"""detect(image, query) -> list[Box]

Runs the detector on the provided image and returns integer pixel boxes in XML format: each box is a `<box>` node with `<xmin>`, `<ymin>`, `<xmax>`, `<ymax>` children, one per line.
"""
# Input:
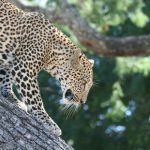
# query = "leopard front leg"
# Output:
<box><xmin>2</xmin><ymin>63</ymin><xmax>62</xmax><ymax>136</ymax></box>
<box><xmin>24</xmin><ymin>79</ymin><xmax>62</xmax><ymax>136</ymax></box>
<box><xmin>0</xmin><ymin>67</ymin><xmax>19</xmax><ymax>102</ymax></box>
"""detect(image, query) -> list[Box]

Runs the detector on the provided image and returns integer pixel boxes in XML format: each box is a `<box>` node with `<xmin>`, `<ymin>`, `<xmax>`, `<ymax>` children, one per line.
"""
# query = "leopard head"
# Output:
<box><xmin>59</xmin><ymin>49</ymin><xmax>94</xmax><ymax>108</ymax></box>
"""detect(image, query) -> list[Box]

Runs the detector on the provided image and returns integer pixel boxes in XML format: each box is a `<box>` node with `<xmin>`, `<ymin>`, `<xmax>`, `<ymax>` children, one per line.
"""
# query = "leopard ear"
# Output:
<box><xmin>89</xmin><ymin>59</ymin><xmax>94</xmax><ymax>67</ymax></box>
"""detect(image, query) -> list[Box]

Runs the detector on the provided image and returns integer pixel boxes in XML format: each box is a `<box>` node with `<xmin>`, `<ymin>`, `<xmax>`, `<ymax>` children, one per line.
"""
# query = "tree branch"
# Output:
<box><xmin>0</xmin><ymin>96</ymin><xmax>73</xmax><ymax>150</ymax></box>
<box><xmin>9</xmin><ymin>0</ymin><xmax>150</xmax><ymax>56</ymax></box>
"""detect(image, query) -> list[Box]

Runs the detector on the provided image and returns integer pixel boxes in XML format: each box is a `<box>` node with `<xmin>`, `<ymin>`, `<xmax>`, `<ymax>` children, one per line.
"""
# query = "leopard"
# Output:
<box><xmin>0</xmin><ymin>0</ymin><xmax>94</xmax><ymax>136</ymax></box>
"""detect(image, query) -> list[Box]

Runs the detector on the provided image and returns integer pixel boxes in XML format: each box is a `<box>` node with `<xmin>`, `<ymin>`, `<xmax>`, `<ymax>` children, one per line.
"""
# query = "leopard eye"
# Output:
<box><xmin>83</xmin><ymin>77</ymin><xmax>88</xmax><ymax>85</ymax></box>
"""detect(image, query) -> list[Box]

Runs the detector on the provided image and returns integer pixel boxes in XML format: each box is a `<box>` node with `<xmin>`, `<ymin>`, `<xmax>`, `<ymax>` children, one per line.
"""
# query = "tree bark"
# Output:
<box><xmin>0</xmin><ymin>96</ymin><xmax>73</xmax><ymax>150</ymax></box>
<box><xmin>9</xmin><ymin>0</ymin><xmax>150</xmax><ymax>56</ymax></box>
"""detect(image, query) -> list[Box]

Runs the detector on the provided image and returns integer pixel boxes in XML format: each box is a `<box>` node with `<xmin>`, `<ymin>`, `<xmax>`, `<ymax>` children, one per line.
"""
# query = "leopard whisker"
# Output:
<box><xmin>66</xmin><ymin>104</ymin><xmax>74</xmax><ymax>119</ymax></box>
<box><xmin>73</xmin><ymin>94</ymin><xmax>80</xmax><ymax>102</ymax></box>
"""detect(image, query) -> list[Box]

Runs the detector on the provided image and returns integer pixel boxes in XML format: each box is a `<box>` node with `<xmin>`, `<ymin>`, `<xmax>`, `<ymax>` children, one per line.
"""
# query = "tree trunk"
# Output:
<box><xmin>0</xmin><ymin>95</ymin><xmax>74</xmax><ymax>150</ymax></box>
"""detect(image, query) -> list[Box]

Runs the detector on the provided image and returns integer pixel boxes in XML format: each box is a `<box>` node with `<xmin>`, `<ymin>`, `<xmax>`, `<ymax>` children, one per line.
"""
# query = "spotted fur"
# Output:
<box><xmin>0</xmin><ymin>0</ymin><xmax>94</xmax><ymax>136</ymax></box>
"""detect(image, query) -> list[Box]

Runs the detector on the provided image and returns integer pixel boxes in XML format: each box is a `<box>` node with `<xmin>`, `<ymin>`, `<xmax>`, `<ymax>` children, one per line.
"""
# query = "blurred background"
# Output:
<box><xmin>14</xmin><ymin>0</ymin><xmax>150</xmax><ymax>150</ymax></box>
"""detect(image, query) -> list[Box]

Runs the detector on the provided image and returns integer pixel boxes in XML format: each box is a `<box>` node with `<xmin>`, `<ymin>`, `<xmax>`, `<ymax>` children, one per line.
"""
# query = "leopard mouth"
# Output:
<box><xmin>62</xmin><ymin>89</ymin><xmax>81</xmax><ymax>105</ymax></box>
<box><xmin>64</xmin><ymin>89</ymin><xmax>74</xmax><ymax>101</ymax></box>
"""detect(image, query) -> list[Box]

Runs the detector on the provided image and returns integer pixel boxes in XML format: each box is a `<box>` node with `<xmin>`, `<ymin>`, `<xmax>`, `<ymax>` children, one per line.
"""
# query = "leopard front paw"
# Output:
<box><xmin>16</xmin><ymin>101</ymin><xmax>28</xmax><ymax>112</ymax></box>
<box><xmin>0</xmin><ymin>86</ymin><xmax>9</xmax><ymax>97</ymax></box>
<box><xmin>32</xmin><ymin>110</ymin><xmax>62</xmax><ymax>136</ymax></box>
<box><xmin>0</xmin><ymin>87</ymin><xmax>17</xmax><ymax>102</ymax></box>
<box><xmin>43</xmin><ymin>122</ymin><xmax>62</xmax><ymax>136</ymax></box>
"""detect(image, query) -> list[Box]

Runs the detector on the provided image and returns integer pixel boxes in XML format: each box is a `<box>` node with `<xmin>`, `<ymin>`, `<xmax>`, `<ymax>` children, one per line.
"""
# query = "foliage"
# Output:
<box><xmin>25</xmin><ymin>0</ymin><xmax>150</xmax><ymax>150</ymax></box>
<box><xmin>68</xmin><ymin>0</ymin><xmax>149</xmax><ymax>31</ymax></box>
